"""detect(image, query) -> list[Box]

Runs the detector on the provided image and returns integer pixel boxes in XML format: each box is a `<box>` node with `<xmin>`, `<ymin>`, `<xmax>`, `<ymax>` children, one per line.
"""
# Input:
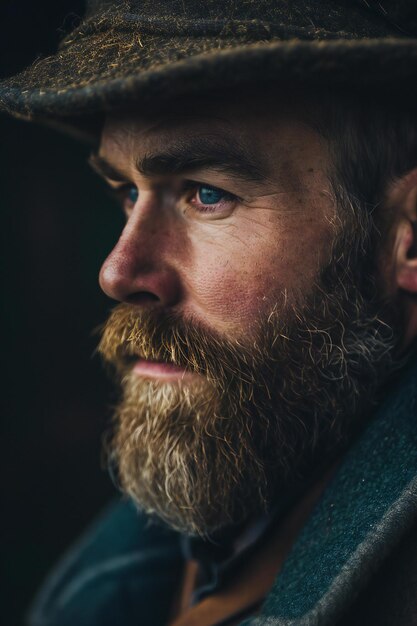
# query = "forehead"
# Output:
<box><xmin>99</xmin><ymin>90</ymin><xmax>318</xmax><ymax>158</ymax></box>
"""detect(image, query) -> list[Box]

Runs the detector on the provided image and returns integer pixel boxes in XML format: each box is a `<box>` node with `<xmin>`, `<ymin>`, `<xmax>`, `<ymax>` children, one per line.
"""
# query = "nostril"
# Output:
<box><xmin>127</xmin><ymin>291</ymin><xmax>160</xmax><ymax>306</ymax></box>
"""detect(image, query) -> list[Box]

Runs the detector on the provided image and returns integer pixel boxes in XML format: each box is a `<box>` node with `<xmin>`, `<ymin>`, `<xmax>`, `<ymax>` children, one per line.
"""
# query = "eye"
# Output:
<box><xmin>110</xmin><ymin>184</ymin><xmax>139</xmax><ymax>214</ymax></box>
<box><xmin>128</xmin><ymin>187</ymin><xmax>139</xmax><ymax>204</ymax></box>
<box><xmin>198</xmin><ymin>185</ymin><xmax>225</xmax><ymax>205</ymax></box>
<box><xmin>185</xmin><ymin>183</ymin><xmax>237</xmax><ymax>215</ymax></box>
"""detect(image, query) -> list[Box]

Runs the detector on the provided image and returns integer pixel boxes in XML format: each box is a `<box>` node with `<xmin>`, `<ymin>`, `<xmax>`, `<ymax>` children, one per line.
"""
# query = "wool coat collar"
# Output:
<box><xmin>244</xmin><ymin>356</ymin><xmax>417</xmax><ymax>625</ymax></box>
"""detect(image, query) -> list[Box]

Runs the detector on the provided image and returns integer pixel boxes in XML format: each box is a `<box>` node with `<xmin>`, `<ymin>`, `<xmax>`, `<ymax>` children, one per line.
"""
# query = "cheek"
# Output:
<box><xmin>180</xmin><ymin>198</ymin><xmax>336</xmax><ymax>335</ymax></box>
<box><xmin>182</xmin><ymin>221</ymin><xmax>322</xmax><ymax>333</ymax></box>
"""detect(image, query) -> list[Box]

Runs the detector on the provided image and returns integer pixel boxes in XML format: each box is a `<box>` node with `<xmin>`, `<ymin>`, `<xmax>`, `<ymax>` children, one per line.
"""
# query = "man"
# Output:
<box><xmin>2</xmin><ymin>1</ymin><xmax>417</xmax><ymax>625</ymax></box>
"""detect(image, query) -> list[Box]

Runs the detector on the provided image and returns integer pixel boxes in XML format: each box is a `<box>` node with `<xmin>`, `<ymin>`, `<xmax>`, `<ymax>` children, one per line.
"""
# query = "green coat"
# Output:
<box><xmin>28</xmin><ymin>360</ymin><xmax>417</xmax><ymax>626</ymax></box>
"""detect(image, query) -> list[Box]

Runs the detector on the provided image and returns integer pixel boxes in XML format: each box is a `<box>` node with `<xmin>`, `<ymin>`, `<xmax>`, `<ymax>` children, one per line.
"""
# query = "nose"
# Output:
<box><xmin>99</xmin><ymin>199</ymin><xmax>182</xmax><ymax>307</ymax></box>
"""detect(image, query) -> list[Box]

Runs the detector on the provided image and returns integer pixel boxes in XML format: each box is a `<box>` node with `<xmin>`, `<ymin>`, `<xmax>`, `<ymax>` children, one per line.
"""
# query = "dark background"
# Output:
<box><xmin>0</xmin><ymin>2</ymin><xmax>121</xmax><ymax>624</ymax></box>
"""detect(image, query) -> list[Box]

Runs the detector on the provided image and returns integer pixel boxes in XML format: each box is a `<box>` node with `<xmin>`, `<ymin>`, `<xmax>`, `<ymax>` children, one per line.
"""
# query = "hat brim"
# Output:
<box><xmin>1</xmin><ymin>30</ymin><xmax>417</xmax><ymax>141</ymax></box>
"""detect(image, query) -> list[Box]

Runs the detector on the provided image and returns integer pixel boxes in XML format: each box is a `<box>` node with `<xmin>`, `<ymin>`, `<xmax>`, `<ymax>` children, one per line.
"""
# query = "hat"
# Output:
<box><xmin>1</xmin><ymin>0</ymin><xmax>417</xmax><ymax>139</ymax></box>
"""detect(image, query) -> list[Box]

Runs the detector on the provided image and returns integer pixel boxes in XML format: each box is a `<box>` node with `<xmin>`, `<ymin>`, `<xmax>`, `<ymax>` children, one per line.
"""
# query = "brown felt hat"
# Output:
<box><xmin>1</xmin><ymin>0</ymin><xmax>417</xmax><ymax>140</ymax></box>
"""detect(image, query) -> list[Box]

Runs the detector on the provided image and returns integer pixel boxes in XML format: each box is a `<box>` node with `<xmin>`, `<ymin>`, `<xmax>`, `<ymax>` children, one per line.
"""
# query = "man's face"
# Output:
<box><xmin>97</xmin><ymin>95</ymin><xmax>335</xmax><ymax>338</ymax></box>
<box><xmin>95</xmin><ymin>93</ymin><xmax>398</xmax><ymax>536</ymax></box>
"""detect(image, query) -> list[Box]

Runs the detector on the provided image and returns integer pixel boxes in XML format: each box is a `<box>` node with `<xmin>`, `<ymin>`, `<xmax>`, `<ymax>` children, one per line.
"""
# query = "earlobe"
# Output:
<box><xmin>397</xmin><ymin>261</ymin><xmax>417</xmax><ymax>293</ymax></box>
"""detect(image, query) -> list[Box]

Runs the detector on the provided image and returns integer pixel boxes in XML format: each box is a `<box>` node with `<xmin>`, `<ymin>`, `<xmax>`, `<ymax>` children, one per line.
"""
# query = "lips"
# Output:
<box><xmin>132</xmin><ymin>357</ymin><xmax>190</xmax><ymax>380</ymax></box>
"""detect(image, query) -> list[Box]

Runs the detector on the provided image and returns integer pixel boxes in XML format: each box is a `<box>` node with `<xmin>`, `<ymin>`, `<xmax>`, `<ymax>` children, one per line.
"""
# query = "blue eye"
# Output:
<box><xmin>128</xmin><ymin>187</ymin><xmax>139</xmax><ymax>204</ymax></box>
<box><xmin>197</xmin><ymin>185</ymin><xmax>225</xmax><ymax>205</ymax></box>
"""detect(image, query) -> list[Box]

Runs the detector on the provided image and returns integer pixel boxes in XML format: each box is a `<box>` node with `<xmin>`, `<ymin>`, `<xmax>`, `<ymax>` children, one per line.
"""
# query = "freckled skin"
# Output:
<box><xmin>98</xmin><ymin>94</ymin><xmax>336</xmax><ymax>340</ymax></box>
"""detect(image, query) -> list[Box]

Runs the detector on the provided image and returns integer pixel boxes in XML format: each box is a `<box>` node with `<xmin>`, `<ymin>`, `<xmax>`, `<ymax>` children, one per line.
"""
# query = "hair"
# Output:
<box><xmin>293</xmin><ymin>87</ymin><xmax>417</xmax><ymax>321</ymax></box>
<box><xmin>315</xmin><ymin>88</ymin><xmax>417</xmax><ymax>238</ymax></box>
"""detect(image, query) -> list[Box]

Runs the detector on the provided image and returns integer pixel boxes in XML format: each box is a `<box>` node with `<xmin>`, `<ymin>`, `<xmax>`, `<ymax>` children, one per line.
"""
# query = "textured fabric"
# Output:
<box><xmin>241</xmin><ymin>356</ymin><xmax>417</xmax><ymax>625</ymax></box>
<box><xmin>2</xmin><ymin>1</ymin><xmax>417</xmax><ymax>139</ymax></box>
<box><xmin>337</xmin><ymin>521</ymin><xmax>417</xmax><ymax>625</ymax></box>
<box><xmin>28</xmin><ymin>500</ymin><xmax>183</xmax><ymax>626</ymax></box>
<box><xmin>27</xmin><ymin>356</ymin><xmax>417</xmax><ymax>626</ymax></box>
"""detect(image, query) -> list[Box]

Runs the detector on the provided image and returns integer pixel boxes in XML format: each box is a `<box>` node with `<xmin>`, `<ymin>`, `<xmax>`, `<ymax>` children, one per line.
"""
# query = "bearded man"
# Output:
<box><xmin>2</xmin><ymin>1</ymin><xmax>417</xmax><ymax>625</ymax></box>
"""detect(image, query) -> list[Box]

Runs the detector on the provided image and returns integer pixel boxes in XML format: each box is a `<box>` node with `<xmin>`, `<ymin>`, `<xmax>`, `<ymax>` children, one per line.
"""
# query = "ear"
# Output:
<box><xmin>389</xmin><ymin>174</ymin><xmax>417</xmax><ymax>347</ymax></box>
<box><xmin>393</xmin><ymin>185</ymin><xmax>417</xmax><ymax>294</ymax></box>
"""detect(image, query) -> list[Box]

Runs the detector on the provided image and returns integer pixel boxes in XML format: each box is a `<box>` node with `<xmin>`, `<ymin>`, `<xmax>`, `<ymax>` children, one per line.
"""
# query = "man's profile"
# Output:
<box><xmin>2</xmin><ymin>1</ymin><xmax>417</xmax><ymax>625</ymax></box>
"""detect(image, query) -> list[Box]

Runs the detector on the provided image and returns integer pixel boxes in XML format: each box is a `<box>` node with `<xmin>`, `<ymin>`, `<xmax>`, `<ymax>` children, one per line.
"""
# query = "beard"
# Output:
<box><xmin>98</xmin><ymin>222</ymin><xmax>401</xmax><ymax>537</ymax></box>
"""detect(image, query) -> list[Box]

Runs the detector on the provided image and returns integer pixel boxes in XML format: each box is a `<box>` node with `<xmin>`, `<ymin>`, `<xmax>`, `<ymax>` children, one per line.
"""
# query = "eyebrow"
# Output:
<box><xmin>89</xmin><ymin>136</ymin><xmax>267</xmax><ymax>185</ymax></box>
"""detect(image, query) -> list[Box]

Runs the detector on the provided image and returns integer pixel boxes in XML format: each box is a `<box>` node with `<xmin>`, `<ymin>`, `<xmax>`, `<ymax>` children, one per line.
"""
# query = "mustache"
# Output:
<box><xmin>97</xmin><ymin>303</ymin><xmax>275</xmax><ymax>386</ymax></box>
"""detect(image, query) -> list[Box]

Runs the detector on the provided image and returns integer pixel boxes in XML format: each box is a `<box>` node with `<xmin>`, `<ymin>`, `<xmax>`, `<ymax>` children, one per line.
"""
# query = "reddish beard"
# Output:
<box><xmin>98</xmin><ymin>303</ymin><xmax>284</xmax><ymax>535</ymax></box>
<box><xmin>98</xmin><ymin>258</ymin><xmax>399</xmax><ymax>536</ymax></box>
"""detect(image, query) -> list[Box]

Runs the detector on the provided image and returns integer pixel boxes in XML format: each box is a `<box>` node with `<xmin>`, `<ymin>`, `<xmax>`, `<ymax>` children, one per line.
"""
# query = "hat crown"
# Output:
<box><xmin>84</xmin><ymin>0</ymin><xmax>417</xmax><ymax>39</ymax></box>
<box><xmin>359</xmin><ymin>0</ymin><xmax>417</xmax><ymax>35</ymax></box>
<box><xmin>3</xmin><ymin>0</ymin><xmax>417</xmax><ymax>129</ymax></box>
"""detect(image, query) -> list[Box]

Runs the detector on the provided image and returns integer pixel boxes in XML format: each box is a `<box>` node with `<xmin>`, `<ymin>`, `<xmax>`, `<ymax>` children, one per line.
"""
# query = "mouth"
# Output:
<box><xmin>131</xmin><ymin>357</ymin><xmax>194</xmax><ymax>381</ymax></box>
